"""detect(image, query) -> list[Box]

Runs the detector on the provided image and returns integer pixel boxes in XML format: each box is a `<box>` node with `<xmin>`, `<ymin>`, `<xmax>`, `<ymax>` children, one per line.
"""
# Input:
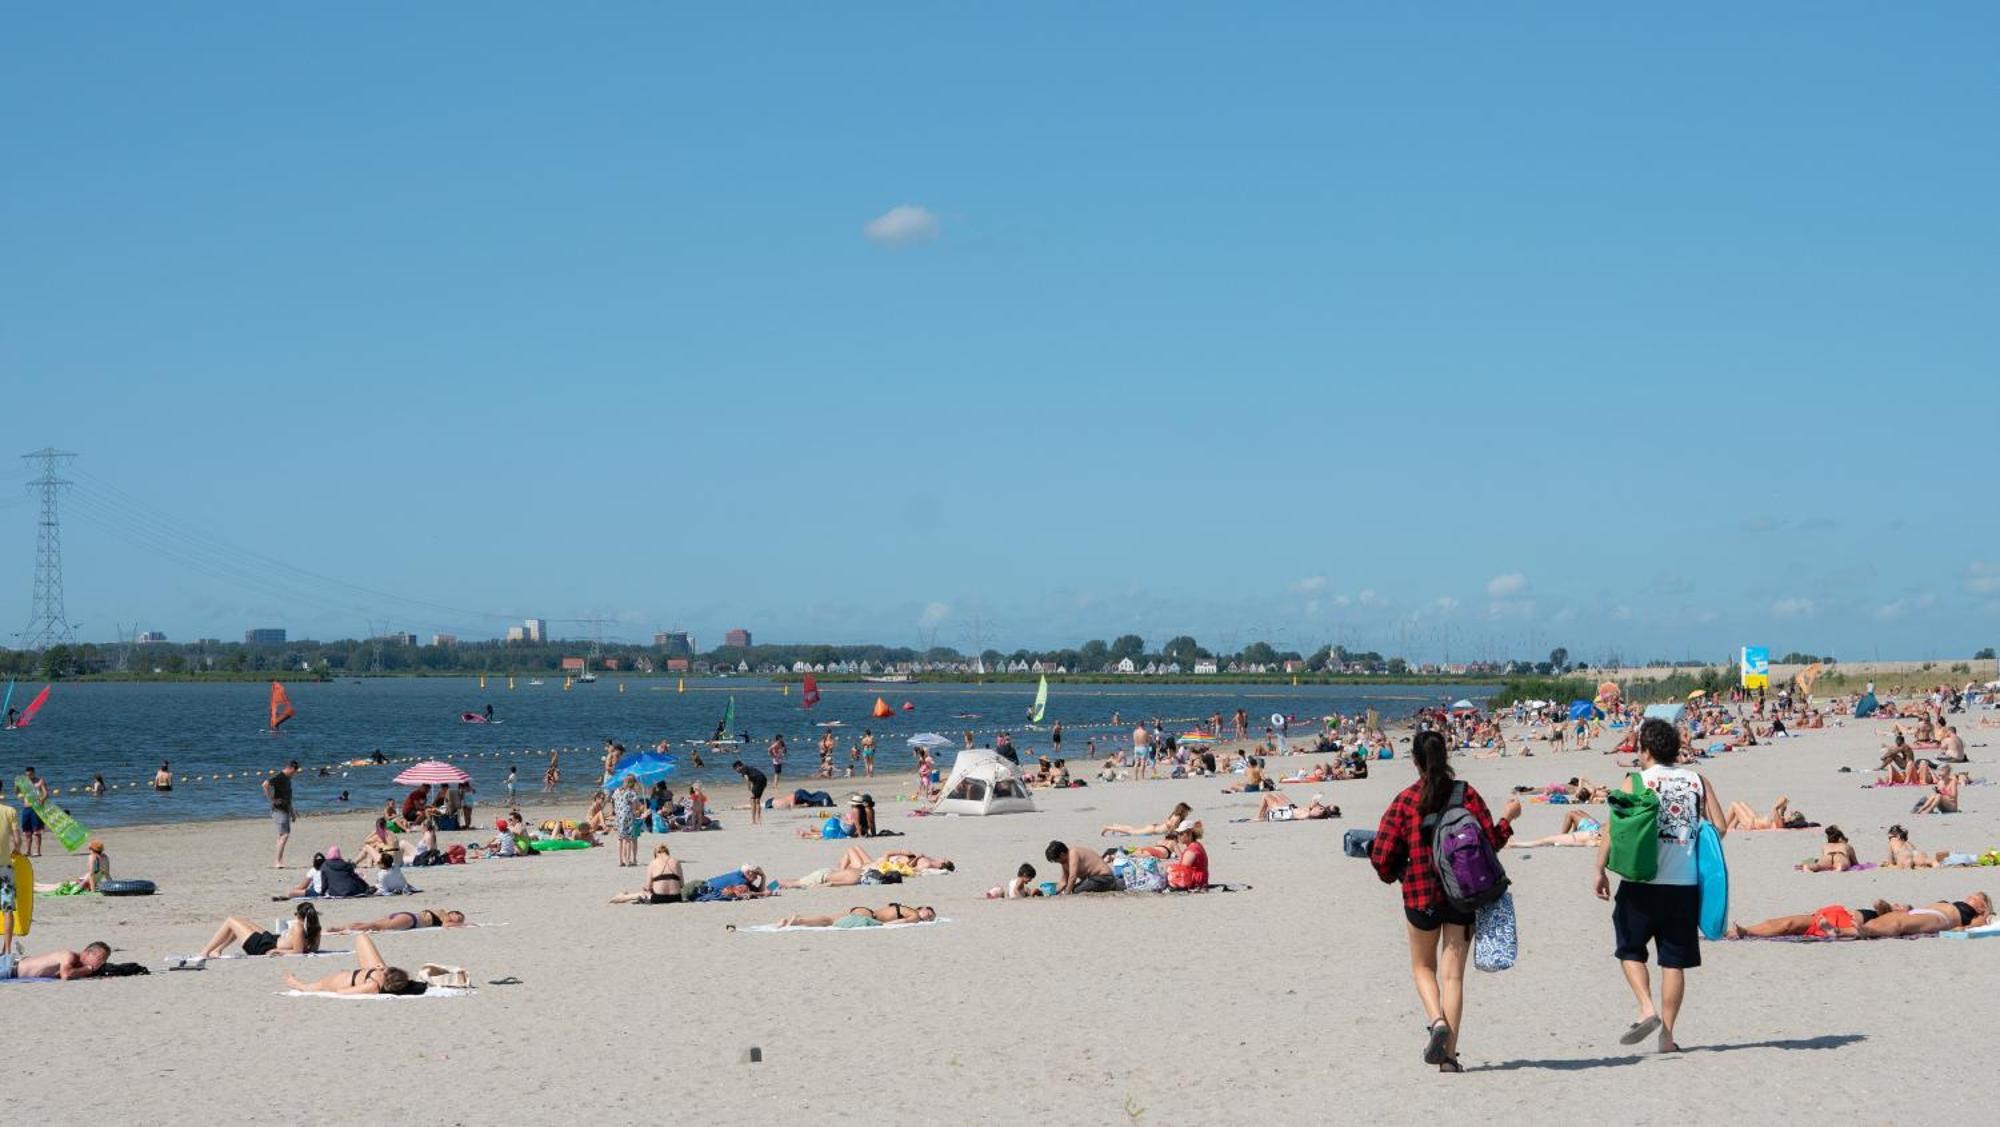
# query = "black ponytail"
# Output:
<box><xmin>296</xmin><ymin>903</ymin><xmax>321</xmax><ymax>952</ymax></box>
<box><xmin>1413</xmin><ymin>731</ymin><xmax>1455</xmax><ymax>816</ymax></box>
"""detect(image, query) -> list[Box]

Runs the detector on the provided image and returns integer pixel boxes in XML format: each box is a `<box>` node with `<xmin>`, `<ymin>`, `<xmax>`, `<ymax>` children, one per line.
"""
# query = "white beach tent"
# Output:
<box><xmin>932</xmin><ymin>748</ymin><xmax>1037</xmax><ymax>816</ymax></box>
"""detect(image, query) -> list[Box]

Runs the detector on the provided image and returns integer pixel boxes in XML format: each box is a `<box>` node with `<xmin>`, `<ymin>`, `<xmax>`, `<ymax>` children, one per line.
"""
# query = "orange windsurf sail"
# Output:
<box><xmin>270</xmin><ymin>681</ymin><xmax>296</xmax><ymax>730</ymax></box>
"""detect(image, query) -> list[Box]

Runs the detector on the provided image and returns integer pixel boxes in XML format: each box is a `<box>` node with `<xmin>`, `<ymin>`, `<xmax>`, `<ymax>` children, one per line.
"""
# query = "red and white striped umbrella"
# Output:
<box><xmin>393</xmin><ymin>760</ymin><xmax>470</xmax><ymax>786</ymax></box>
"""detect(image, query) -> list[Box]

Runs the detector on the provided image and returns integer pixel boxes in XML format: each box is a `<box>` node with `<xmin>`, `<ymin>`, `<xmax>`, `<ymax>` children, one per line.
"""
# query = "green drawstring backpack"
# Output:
<box><xmin>1606</xmin><ymin>771</ymin><xmax>1660</xmax><ymax>882</ymax></box>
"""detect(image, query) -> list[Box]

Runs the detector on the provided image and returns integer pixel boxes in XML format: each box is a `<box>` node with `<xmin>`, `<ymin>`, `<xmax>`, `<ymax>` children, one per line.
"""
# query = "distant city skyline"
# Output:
<box><xmin>4</xmin><ymin>7</ymin><xmax>1995</xmax><ymax>661</ymax></box>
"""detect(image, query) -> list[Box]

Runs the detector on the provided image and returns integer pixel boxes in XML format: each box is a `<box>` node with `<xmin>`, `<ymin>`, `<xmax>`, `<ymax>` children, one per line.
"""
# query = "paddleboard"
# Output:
<box><xmin>8</xmin><ymin>854</ymin><xmax>31</xmax><ymax>936</ymax></box>
<box><xmin>1696</xmin><ymin>822</ymin><xmax>1728</xmax><ymax>941</ymax></box>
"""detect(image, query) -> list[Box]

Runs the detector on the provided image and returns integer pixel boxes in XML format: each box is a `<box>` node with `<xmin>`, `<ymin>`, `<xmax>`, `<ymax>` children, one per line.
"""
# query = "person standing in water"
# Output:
<box><xmin>1594</xmin><ymin>718</ymin><xmax>1726</xmax><ymax>1054</ymax></box>
<box><xmin>484</xmin><ymin>703</ymin><xmax>494</xmax><ymax>721</ymax></box>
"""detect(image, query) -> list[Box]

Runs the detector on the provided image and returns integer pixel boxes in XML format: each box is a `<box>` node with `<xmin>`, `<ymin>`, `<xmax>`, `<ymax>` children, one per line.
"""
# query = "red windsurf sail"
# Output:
<box><xmin>269</xmin><ymin>681</ymin><xmax>296</xmax><ymax>730</ymax></box>
<box><xmin>13</xmin><ymin>685</ymin><xmax>51</xmax><ymax>728</ymax></box>
<box><xmin>801</xmin><ymin>674</ymin><xmax>821</xmax><ymax>710</ymax></box>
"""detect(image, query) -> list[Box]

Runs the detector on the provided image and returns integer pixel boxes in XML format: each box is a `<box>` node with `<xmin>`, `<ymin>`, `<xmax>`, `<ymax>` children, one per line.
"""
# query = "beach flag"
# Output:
<box><xmin>270</xmin><ymin>681</ymin><xmax>296</xmax><ymax>730</ymax></box>
<box><xmin>1739</xmin><ymin>647</ymin><xmax>1769</xmax><ymax>691</ymax></box>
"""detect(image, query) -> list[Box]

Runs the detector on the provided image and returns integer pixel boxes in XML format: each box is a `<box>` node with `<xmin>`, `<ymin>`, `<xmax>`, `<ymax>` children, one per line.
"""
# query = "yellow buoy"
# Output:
<box><xmin>619</xmin><ymin>682</ymin><xmax>625</xmax><ymax>694</ymax></box>
<box><xmin>508</xmin><ymin>675</ymin><xmax>516</xmax><ymax>690</ymax></box>
<box><xmin>677</xmin><ymin>678</ymin><xmax>685</xmax><ymax>694</ymax></box>
<box><xmin>479</xmin><ymin>674</ymin><xmax>487</xmax><ymax>690</ymax></box>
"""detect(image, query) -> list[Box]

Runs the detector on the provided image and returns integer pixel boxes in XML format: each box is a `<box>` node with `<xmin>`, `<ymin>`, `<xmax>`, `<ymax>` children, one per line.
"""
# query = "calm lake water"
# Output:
<box><xmin>2</xmin><ymin>678</ymin><xmax>1489</xmax><ymax>827</ymax></box>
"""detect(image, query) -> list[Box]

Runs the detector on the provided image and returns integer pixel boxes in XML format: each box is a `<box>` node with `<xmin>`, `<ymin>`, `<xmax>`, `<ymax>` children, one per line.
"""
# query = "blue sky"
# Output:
<box><xmin>3</xmin><ymin>5</ymin><xmax>1996</xmax><ymax>662</ymax></box>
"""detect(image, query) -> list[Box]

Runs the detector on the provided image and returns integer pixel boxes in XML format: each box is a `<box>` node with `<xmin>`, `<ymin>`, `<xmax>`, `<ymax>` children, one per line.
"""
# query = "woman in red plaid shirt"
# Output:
<box><xmin>1369</xmin><ymin>730</ymin><xmax>1519</xmax><ymax>1072</ymax></box>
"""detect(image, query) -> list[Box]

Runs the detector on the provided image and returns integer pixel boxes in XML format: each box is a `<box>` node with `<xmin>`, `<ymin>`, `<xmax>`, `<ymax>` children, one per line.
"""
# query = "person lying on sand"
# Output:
<box><xmin>1724</xmin><ymin>796</ymin><xmax>1814</xmax><ymax>831</ymax></box>
<box><xmin>284</xmin><ymin>933</ymin><xmax>427</xmax><ymax>995</ymax></box>
<box><xmin>1509</xmin><ymin>808</ymin><xmax>1604</xmax><ymax>848</ymax></box>
<box><xmin>689</xmin><ymin>865</ymin><xmax>771</xmax><ymax>901</ymax></box>
<box><xmin>1797</xmin><ymin>826</ymin><xmax>1858</xmax><ymax>872</ymax></box>
<box><xmin>1883</xmin><ymin>825</ymin><xmax>1941</xmax><ymax>869</ymax></box>
<box><xmin>610</xmin><ymin>845</ymin><xmax>684</xmax><ymax>904</ymax></box>
<box><xmin>836</xmin><ymin>846</ymin><xmax>956</xmax><ymax>874</ymax></box>
<box><xmin>1253</xmin><ymin>791</ymin><xmax>1337</xmax><ymax>822</ymax></box>
<box><xmin>1102</xmin><ymin>803</ymin><xmax>1194</xmax><ymax>837</ymax></box>
<box><xmin>201</xmin><ymin>904</ymin><xmax>322</xmax><ymax>958</ymax></box>
<box><xmin>1724</xmin><ymin>900</ymin><xmax>1905</xmax><ymax>940</ymax></box>
<box><xmin>1856</xmin><ymin>893</ymin><xmax>1993</xmax><ymax>938</ymax></box>
<box><xmin>0</xmin><ymin>942</ymin><xmax>110</xmax><ymax>980</ymax></box>
<box><xmin>771</xmin><ymin>903</ymin><xmax>937</xmax><ymax>929</ymax></box>
<box><xmin>331</xmin><ymin>908</ymin><xmax>468</xmax><ymax>932</ymax></box>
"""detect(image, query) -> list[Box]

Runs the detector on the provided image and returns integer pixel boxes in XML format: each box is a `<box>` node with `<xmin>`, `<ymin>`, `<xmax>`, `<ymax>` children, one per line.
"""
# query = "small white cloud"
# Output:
<box><xmin>1967</xmin><ymin>562</ymin><xmax>2000</xmax><ymax>595</ymax></box>
<box><xmin>863</xmin><ymin>204</ymin><xmax>940</xmax><ymax>246</ymax></box>
<box><xmin>1433</xmin><ymin>596</ymin><xmax>1459</xmax><ymax>612</ymax></box>
<box><xmin>1486</xmin><ymin>599</ymin><xmax>1537</xmax><ymax>620</ymax></box>
<box><xmin>1291</xmin><ymin>576</ymin><xmax>1328</xmax><ymax>594</ymax></box>
<box><xmin>1486</xmin><ymin>573</ymin><xmax>1528</xmax><ymax>598</ymax></box>
<box><xmin>1771</xmin><ymin>597</ymin><xmax>1816</xmax><ymax>619</ymax></box>
<box><xmin>1357</xmin><ymin>589</ymin><xmax>1382</xmax><ymax>606</ymax></box>
<box><xmin>918</xmin><ymin>601</ymin><xmax>952</xmax><ymax>628</ymax></box>
<box><xmin>1332</xmin><ymin>595</ymin><xmax>1352</xmax><ymax>608</ymax></box>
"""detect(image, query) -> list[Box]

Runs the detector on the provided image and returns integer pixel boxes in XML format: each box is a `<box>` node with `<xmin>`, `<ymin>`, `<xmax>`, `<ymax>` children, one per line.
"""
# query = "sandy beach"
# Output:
<box><xmin>9</xmin><ymin>709</ymin><xmax>2000</xmax><ymax>1124</ymax></box>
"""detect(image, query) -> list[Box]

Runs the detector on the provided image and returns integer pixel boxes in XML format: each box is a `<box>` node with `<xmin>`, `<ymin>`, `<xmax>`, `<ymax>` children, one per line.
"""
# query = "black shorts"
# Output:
<box><xmin>643</xmin><ymin>891</ymin><xmax>682</xmax><ymax>905</ymax></box>
<box><xmin>1405</xmin><ymin>903</ymin><xmax>1475</xmax><ymax>931</ymax></box>
<box><xmin>748</xmin><ymin>783</ymin><xmax>766</xmax><ymax>800</ymax></box>
<box><xmin>243</xmin><ymin>931</ymin><xmax>279</xmax><ymax>957</ymax></box>
<box><xmin>1613</xmin><ymin>881</ymin><xmax>1702</xmax><ymax>968</ymax></box>
<box><xmin>1073</xmin><ymin>874</ymin><xmax>1120</xmax><ymax>894</ymax></box>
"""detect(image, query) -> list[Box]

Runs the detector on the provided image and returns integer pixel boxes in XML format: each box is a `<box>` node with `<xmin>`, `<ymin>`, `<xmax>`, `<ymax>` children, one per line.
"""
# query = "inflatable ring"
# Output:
<box><xmin>98</xmin><ymin>879</ymin><xmax>157</xmax><ymax>897</ymax></box>
<box><xmin>528</xmin><ymin>839</ymin><xmax>592</xmax><ymax>852</ymax></box>
<box><xmin>1270</xmin><ymin>712</ymin><xmax>1286</xmax><ymax>728</ymax></box>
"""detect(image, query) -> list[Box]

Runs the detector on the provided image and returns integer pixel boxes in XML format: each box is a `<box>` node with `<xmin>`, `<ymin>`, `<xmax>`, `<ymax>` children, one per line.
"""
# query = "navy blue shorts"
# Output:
<box><xmin>1613</xmin><ymin>881</ymin><xmax>1701</xmax><ymax>969</ymax></box>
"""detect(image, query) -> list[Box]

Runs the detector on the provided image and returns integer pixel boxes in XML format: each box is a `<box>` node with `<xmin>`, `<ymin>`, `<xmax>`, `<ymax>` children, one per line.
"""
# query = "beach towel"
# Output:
<box><xmin>734</xmin><ymin>918</ymin><xmax>953</xmax><ymax>934</ymax></box>
<box><xmin>169</xmin><ymin>950</ymin><xmax>353</xmax><ymax>965</ymax></box>
<box><xmin>279</xmin><ymin>986</ymin><xmax>473</xmax><ymax>1000</ymax></box>
<box><xmin>1939</xmin><ymin>923</ymin><xmax>2000</xmax><ymax>940</ymax></box>
<box><xmin>1800</xmin><ymin>863</ymin><xmax>1878</xmax><ymax>874</ymax></box>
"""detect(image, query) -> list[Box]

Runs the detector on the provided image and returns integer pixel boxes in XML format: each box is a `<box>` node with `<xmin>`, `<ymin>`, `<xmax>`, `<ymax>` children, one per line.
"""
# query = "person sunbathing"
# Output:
<box><xmin>690</xmin><ymin>865</ymin><xmax>771</xmax><ymax>901</ymax></box>
<box><xmin>283</xmin><ymin>933</ymin><xmax>427</xmax><ymax>995</ymax></box>
<box><xmin>762</xmin><ymin>788</ymin><xmax>837</xmax><ymax>810</ymax></box>
<box><xmin>330</xmin><ymin>908</ymin><xmax>468</xmax><ymax>932</ymax></box>
<box><xmin>833</xmin><ymin>845</ymin><xmax>956</xmax><ymax>874</ymax></box>
<box><xmin>357</xmin><ymin>818</ymin><xmax>400</xmax><ymax>868</ymax></box>
<box><xmin>1510</xmin><ymin>808</ymin><xmax>1604</xmax><ymax>848</ymax></box>
<box><xmin>1724</xmin><ymin>796</ymin><xmax>1813</xmax><ymax>830</ymax></box>
<box><xmin>773</xmin><ymin>903</ymin><xmax>937</xmax><ymax>929</ymax></box>
<box><xmin>1937</xmin><ymin>726</ymin><xmax>1968</xmax><ymax>763</ymax></box>
<box><xmin>0</xmin><ymin>942</ymin><xmax>110</xmax><ymax>980</ymax></box>
<box><xmin>1797</xmin><ymin>826</ymin><xmax>1858</xmax><ymax>872</ymax></box>
<box><xmin>1856</xmin><ymin>893</ymin><xmax>1993</xmax><ymax>938</ymax></box>
<box><xmin>1883</xmin><ymin>825</ymin><xmax>1939</xmax><ymax>869</ymax></box>
<box><xmin>1102</xmin><ymin>802</ymin><xmax>1194</xmax><ymax>837</ymax></box>
<box><xmin>1913</xmin><ymin>769</ymin><xmax>1961</xmax><ymax>815</ymax></box>
<box><xmin>1252</xmin><ymin>791</ymin><xmax>1337</xmax><ymax>821</ymax></box>
<box><xmin>1889</xmin><ymin>757</ymin><xmax>1938</xmax><ymax>786</ymax></box>
<box><xmin>1220</xmin><ymin>760</ymin><xmax>1270</xmax><ymax>793</ymax></box>
<box><xmin>610</xmin><ymin>845</ymin><xmax>685</xmax><ymax>904</ymax></box>
<box><xmin>201</xmin><ymin>904</ymin><xmax>323</xmax><ymax>958</ymax></box>
<box><xmin>1723</xmin><ymin>900</ymin><xmax>1902</xmax><ymax>940</ymax></box>
<box><xmin>1879</xmin><ymin>733</ymin><xmax>1915</xmax><ymax>773</ymax></box>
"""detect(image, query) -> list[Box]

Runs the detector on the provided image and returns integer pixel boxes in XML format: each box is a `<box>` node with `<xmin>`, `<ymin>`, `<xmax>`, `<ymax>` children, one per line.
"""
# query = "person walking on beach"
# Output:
<box><xmin>505</xmin><ymin>765</ymin><xmax>518</xmax><ymax>804</ymax></box>
<box><xmin>768</xmin><ymin>733</ymin><xmax>787</xmax><ymax>780</ymax></box>
<box><xmin>613</xmin><ymin>775</ymin><xmax>641</xmax><ymax>867</ymax></box>
<box><xmin>734</xmin><ymin>761</ymin><xmax>768</xmax><ymax>825</ymax></box>
<box><xmin>264</xmin><ymin>760</ymin><xmax>300</xmax><ymax>869</ymax></box>
<box><xmin>1369</xmin><ymin>730</ymin><xmax>1519</xmax><ymax>1072</ymax></box>
<box><xmin>1594</xmin><ymin>719</ymin><xmax>1725</xmax><ymax>1054</ymax></box>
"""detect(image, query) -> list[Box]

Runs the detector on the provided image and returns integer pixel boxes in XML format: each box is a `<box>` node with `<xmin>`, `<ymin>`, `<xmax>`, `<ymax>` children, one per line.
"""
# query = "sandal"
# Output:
<box><xmin>1422</xmin><ymin>1019</ymin><xmax>1452</xmax><ymax>1065</ymax></box>
<box><xmin>1437</xmin><ymin>1056</ymin><xmax>1463</xmax><ymax>1073</ymax></box>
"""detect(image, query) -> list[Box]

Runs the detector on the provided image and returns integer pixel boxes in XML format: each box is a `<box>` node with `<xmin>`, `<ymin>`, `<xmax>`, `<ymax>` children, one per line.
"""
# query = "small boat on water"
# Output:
<box><xmin>865</xmin><ymin>674</ymin><xmax>912</xmax><ymax>683</ymax></box>
<box><xmin>528</xmin><ymin>678</ymin><xmax>545</xmax><ymax>687</ymax></box>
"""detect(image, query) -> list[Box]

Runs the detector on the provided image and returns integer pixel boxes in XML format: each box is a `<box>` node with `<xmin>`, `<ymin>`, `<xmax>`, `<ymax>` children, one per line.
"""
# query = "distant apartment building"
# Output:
<box><xmin>523</xmin><ymin>618</ymin><xmax>548</xmax><ymax>644</ymax></box>
<box><xmin>244</xmin><ymin>628</ymin><xmax>287</xmax><ymax>646</ymax></box>
<box><xmin>724</xmin><ymin>628</ymin><xmax>752</xmax><ymax>648</ymax></box>
<box><xmin>381</xmin><ymin>632</ymin><xmax>418</xmax><ymax>646</ymax></box>
<box><xmin>654</xmin><ymin>630</ymin><xmax>695</xmax><ymax>655</ymax></box>
<box><xmin>136</xmin><ymin>630</ymin><xmax>168</xmax><ymax>644</ymax></box>
<box><xmin>505</xmin><ymin>626</ymin><xmax>525</xmax><ymax>642</ymax></box>
<box><xmin>431</xmin><ymin>634</ymin><xmax>458</xmax><ymax>647</ymax></box>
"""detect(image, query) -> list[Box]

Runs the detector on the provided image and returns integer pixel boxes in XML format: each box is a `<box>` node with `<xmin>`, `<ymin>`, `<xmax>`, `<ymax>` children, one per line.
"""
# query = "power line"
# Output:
<box><xmin>20</xmin><ymin>447</ymin><xmax>78</xmax><ymax>649</ymax></box>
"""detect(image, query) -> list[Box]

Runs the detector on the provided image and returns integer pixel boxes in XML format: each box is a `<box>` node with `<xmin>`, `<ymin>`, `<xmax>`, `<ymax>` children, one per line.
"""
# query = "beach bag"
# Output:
<box><xmin>1121</xmin><ymin>855</ymin><xmax>1167</xmax><ymax>893</ymax></box>
<box><xmin>1423</xmin><ymin>782</ymin><xmax>1509</xmax><ymax>912</ymax></box>
<box><xmin>1606</xmin><ymin>772</ymin><xmax>1660</xmax><ymax>882</ymax></box>
<box><xmin>418</xmin><ymin>963</ymin><xmax>469</xmax><ymax>989</ymax></box>
<box><xmin>1473</xmin><ymin>891</ymin><xmax>1518</xmax><ymax>972</ymax></box>
<box><xmin>1342</xmin><ymin>828</ymin><xmax>1377</xmax><ymax>859</ymax></box>
<box><xmin>446</xmin><ymin>845</ymin><xmax>466</xmax><ymax>865</ymax></box>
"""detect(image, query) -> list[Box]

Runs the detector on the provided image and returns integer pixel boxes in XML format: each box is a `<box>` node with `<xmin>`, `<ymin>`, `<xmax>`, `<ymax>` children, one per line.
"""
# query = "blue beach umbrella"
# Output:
<box><xmin>604</xmin><ymin>752</ymin><xmax>678</xmax><ymax>790</ymax></box>
<box><xmin>1568</xmin><ymin>700</ymin><xmax>1599</xmax><ymax>721</ymax></box>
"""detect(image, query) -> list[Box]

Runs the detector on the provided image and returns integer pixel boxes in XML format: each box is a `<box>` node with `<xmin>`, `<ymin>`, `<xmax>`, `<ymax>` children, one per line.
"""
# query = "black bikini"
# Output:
<box><xmin>1953</xmin><ymin>900</ymin><xmax>1978</xmax><ymax>927</ymax></box>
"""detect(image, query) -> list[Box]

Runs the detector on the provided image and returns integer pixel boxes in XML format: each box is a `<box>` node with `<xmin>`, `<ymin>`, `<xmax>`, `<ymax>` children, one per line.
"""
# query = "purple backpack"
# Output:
<box><xmin>1424</xmin><ymin>782</ymin><xmax>1509</xmax><ymax>911</ymax></box>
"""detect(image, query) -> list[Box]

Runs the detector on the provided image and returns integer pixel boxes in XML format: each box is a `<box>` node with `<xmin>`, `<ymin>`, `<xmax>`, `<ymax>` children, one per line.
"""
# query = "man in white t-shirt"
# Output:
<box><xmin>1594</xmin><ymin>719</ymin><xmax>1726</xmax><ymax>1054</ymax></box>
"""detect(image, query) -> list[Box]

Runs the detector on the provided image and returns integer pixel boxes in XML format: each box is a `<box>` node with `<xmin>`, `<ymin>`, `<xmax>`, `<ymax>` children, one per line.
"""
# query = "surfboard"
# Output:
<box><xmin>8</xmin><ymin>854</ymin><xmax>31</xmax><ymax>936</ymax></box>
<box><xmin>1696</xmin><ymin>821</ymin><xmax>1728</xmax><ymax>941</ymax></box>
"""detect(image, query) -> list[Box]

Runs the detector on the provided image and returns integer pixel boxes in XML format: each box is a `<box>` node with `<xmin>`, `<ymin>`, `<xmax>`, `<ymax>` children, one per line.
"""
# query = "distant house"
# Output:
<box><xmin>1282</xmin><ymin>659</ymin><xmax>1306</xmax><ymax>674</ymax></box>
<box><xmin>560</xmin><ymin>656</ymin><xmax>585</xmax><ymax>672</ymax></box>
<box><xmin>1194</xmin><ymin>660</ymin><xmax>1218</xmax><ymax>675</ymax></box>
<box><xmin>665</xmin><ymin>657</ymin><xmax>689</xmax><ymax>673</ymax></box>
<box><xmin>1115</xmin><ymin>657</ymin><xmax>1137</xmax><ymax>674</ymax></box>
<box><xmin>600</xmin><ymin>658</ymin><xmax>620</xmax><ymax>671</ymax></box>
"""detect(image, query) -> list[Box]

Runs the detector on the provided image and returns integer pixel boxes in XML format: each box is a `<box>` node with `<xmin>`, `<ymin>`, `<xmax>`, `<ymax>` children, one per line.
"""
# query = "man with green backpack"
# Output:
<box><xmin>1595</xmin><ymin>719</ymin><xmax>1726</xmax><ymax>1054</ymax></box>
